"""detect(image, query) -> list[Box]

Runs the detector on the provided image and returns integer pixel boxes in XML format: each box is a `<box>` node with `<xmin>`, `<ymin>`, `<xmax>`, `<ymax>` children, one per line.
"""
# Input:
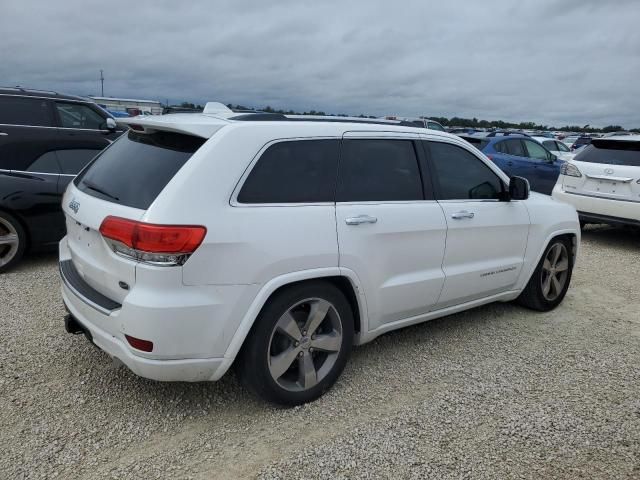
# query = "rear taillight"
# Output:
<box><xmin>559</xmin><ymin>162</ymin><xmax>582</xmax><ymax>178</ymax></box>
<box><xmin>99</xmin><ymin>216</ymin><xmax>206</xmax><ymax>266</ymax></box>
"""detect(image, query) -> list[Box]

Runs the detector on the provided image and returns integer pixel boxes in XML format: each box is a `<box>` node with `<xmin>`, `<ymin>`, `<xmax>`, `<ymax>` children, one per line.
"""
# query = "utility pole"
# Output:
<box><xmin>100</xmin><ymin>70</ymin><xmax>104</xmax><ymax>97</ymax></box>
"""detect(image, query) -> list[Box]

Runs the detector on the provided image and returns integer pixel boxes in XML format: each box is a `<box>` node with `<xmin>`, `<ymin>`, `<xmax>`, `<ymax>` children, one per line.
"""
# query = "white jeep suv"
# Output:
<box><xmin>552</xmin><ymin>135</ymin><xmax>640</xmax><ymax>227</ymax></box>
<box><xmin>59</xmin><ymin>106</ymin><xmax>580</xmax><ymax>405</ymax></box>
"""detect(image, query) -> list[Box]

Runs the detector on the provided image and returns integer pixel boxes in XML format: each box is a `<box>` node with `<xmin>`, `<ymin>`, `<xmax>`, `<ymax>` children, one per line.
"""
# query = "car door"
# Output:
<box><xmin>523</xmin><ymin>139</ymin><xmax>561</xmax><ymax>195</ymax></box>
<box><xmin>422</xmin><ymin>139</ymin><xmax>529</xmax><ymax>308</ymax></box>
<box><xmin>335</xmin><ymin>133</ymin><xmax>447</xmax><ymax>331</ymax></box>
<box><xmin>489</xmin><ymin>139</ymin><xmax>526</xmax><ymax>177</ymax></box>
<box><xmin>0</xmin><ymin>95</ymin><xmax>64</xmax><ymax>247</ymax></box>
<box><xmin>53</xmin><ymin>101</ymin><xmax>116</xmax><ymax>154</ymax></box>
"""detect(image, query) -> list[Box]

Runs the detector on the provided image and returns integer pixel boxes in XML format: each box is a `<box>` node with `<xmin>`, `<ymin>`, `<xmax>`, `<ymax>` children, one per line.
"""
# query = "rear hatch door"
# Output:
<box><xmin>563</xmin><ymin>138</ymin><xmax>640</xmax><ymax>202</ymax></box>
<box><xmin>62</xmin><ymin>129</ymin><xmax>207</xmax><ymax>304</ymax></box>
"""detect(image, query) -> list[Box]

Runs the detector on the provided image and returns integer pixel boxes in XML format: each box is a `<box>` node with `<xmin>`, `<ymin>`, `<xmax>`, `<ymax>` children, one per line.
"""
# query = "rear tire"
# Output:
<box><xmin>0</xmin><ymin>211</ymin><xmax>26</xmax><ymax>273</ymax></box>
<box><xmin>236</xmin><ymin>281</ymin><xmax>354</xmax><ymax>406</ymax></box>
<box><xmin>517</xmin><ymin>236</ymin><xmax>573</xmax><ymax>312</ymax></box>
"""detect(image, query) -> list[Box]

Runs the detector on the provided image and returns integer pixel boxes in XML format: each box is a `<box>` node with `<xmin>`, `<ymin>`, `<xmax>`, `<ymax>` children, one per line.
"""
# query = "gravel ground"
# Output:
<box><xmin>1</xmin><ymin>225</ymin><xmax>639</xmax><ymax>479</ymax></box>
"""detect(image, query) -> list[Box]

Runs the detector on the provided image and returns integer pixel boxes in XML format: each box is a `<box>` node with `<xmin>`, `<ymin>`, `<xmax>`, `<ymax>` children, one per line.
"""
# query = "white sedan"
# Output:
<box><xmin>532</xmin><ymin>137</ymin><xmax>575</xmax><ymax>161</ymax></box>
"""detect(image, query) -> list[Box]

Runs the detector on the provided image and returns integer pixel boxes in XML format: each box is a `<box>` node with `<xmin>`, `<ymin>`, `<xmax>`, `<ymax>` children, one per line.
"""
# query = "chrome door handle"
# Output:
<box><xmin>0</xmin><ymin>132</ymin><xmax>8</xmax><ymax>136</ymax></box>
<box><xmin>345</xmin><ymin>215</ymin><xmax>378</xmax><ymax>225</ymax></box>
<box><xmin>451</xmin><ymin>211</ymin><xmax>475</xmax><ymax>220</ymax></box>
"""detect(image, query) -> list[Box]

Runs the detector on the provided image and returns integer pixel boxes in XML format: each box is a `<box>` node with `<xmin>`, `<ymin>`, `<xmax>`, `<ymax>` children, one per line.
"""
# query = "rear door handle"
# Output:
<box><xmin>451</xmin><ymin>211</ymin><xmax>475</xmax><ymax>220</ymax></box>
<box><xmin>345</xmin><ymin>215</ymin><xmax>378</xmax><ymax>225</ymax></box>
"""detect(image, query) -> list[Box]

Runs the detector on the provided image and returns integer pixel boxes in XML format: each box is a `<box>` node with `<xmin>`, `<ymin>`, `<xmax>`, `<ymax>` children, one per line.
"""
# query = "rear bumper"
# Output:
<box><xmin>58</xmin><ymin>236</ymin><xmax>255</xmax><ymax>382</ymax></box>
<box><xmin>552</xmin><ymin>184</ymin><xmax>640</xmax><ymax>224</ymax></box>
<box><xmin>62</xmin><ymin>284</ymin><xmax>227</xmax><ymax>381</ymax></box>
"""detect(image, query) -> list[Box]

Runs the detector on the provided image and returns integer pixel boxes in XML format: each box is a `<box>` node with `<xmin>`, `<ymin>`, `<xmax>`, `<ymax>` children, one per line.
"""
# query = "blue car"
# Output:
<box><xmin>462</xmin><ymin>135</ymin><xmax>563</xmax><ymax>195</ymax></box>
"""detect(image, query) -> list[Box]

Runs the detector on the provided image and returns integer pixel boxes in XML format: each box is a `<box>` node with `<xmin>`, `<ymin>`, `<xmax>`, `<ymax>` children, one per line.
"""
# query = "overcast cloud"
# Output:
<box><xmin>1</xmin><ymin>0</ymin><xmax>639</xmax><ymax>127</ymax></box>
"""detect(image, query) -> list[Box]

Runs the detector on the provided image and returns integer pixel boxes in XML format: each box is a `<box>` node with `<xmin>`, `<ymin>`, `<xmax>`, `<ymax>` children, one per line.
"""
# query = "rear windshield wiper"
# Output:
<box><xmin>81</xmin><ymin>180</ymin><xmax>120</xmax><ymax>201</ymax></box>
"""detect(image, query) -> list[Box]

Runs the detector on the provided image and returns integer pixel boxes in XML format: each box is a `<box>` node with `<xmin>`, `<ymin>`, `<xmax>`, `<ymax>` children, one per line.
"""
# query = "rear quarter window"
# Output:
<box><xmin>237</xmin><ymin>140</ymin><xmax>339</xmax><ymax>204</ymax></box>
<box><xmin>75</xmin><ymin>131</ymin><xmax>205</xmax><ymax>209</ymax></box>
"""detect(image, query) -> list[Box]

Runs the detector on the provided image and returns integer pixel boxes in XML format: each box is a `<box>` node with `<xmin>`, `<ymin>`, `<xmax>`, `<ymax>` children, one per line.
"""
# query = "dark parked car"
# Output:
<box><xmin>571</xmin><ymin>135</ymin><xmax>592</xmax><ymax>152</ymax></box>
<box><xmin>0</xmin><ymin>87</ymin><xmax>126</xmax><ymax>271</ymax></box>
<box><xmin>463</xmin><ymin>135</ymin><xmax>563</xmax><ymax>195</ymax></box>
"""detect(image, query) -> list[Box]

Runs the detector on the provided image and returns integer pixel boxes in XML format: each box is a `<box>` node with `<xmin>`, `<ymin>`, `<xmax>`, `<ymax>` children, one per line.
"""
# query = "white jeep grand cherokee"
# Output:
<box><xmin>59</xmin><ymin>105</ymin><xmax>580</xmax><ymax>405</ymax></box>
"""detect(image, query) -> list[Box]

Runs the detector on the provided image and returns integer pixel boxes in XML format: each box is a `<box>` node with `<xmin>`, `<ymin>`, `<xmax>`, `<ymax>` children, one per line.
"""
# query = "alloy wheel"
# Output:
<box><xmin>0</xmin><ymin>217</ymin><xmax>20</xmax><ymax>268</ymax></box>
<box><xmin>267</xmin><ymin>298</ymin><xmax>343</xmax><ymax>392</ymax></box>
<box><xmin>540</xmin><ymin>243</ymin><xmax>569</xmax><ymax>301</ymax></box>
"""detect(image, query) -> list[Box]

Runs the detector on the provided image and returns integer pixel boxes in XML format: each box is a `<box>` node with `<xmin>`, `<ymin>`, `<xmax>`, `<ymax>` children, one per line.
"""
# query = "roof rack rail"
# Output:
<box><xmin>229</xmin><ymin>113</ymin><xmax>419</xmax><ymax>128</ymax></box>
<box><xmin>485</xmin><ymin>130</ymin><xmax>531</xmax><ymax>138</ymax></box>
<box><xmin>0</xmin><ymin>86</ymin><xmax>60</xmax><ymax>95</ymax></box>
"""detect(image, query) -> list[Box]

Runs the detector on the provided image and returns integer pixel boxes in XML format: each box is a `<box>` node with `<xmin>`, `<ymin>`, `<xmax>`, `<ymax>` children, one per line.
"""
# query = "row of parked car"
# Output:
<box><xmin>2</xmin><ymin>87</ymin><xmax>637</xmax><ymax>405</ymax></box>
<box><xmin>1</xmin><ymin>87</ymin><xmax>639</xmax><ymax>274</ymax></box>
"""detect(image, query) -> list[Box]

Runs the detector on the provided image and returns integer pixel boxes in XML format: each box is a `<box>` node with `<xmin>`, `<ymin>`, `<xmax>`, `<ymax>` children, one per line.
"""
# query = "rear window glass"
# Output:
<box><xmin>75</xmin><ymin>131</ymin><xmax>205</xmax><ymax>209</ymax></box>
<box><xmin>574</xmin><ymin>141</ymin><xmax>640</xmax><ymax>167</ymax></box>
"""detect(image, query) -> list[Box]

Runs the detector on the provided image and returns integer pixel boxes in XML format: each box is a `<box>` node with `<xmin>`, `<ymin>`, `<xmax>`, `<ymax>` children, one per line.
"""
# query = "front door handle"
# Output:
<box><xmin>345</xmin><ymin>215</ymin><xmax>378</xmax><ymax>225</ymax></box>
<box><xmin>451</xmin><ymin>211</ymin><xmax>475</xmax><ymax>220</ymax></box>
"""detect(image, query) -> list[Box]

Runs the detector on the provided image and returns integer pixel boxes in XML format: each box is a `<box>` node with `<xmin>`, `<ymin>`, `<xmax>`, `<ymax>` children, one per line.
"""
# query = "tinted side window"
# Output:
<box><xmin>55</xmin><ymin>102</ymin><xmax>106</xmax><ymax>130</ymax></box>
<box><xmin>506</xmin><ymin>139</ymin><xmax>526</xmax><ymax>156</ymax></box>
<box><xmin>556</xmin><ymin>141</ymin><xmax>570</xmax><ymax>152</ymax></box>
<box><xmin>26</xmin><ymin>151</ymin><xmax>61</xmax><ymax>173</ymax></box>
<box><xmin>543</xmin><ymin>140</ymin><xmax>557</xmax><ymax>151</ymax></box>
<box><xmin>56</xmin><ymin>149</ymin><xmax>101</xmax><ymax>175</ymax></box>
<box><xmin>0</xmin><ymin>96</ymin><xmax>54</xmax><ymax>126</ymax></box>
<box><xmin>523</xmin><ymin>140</ymin><xmax>549</xmax><ymax>161</ymax></box>
<box><xmin>494</xmin><ymin>141</ymin><xmax>508</xmax><ymax>154</ymax></box>
<box><xmin>238</xmin><ymin>140</ymin><xmax>339</xmax><ymax>204</ymax></box>
<box><xmin>427</xmin><ymin>142</ymin><xmax>504</xmax><ymax>200</ymax></box>
<box><xmin>337</xmin><ymin>139</ymin><xmax>422</xmax><ymax>202</ymax></box>
<box><xmin>427</xmin><ymin>121</ymin><xmax>445</xmax><ymax>131</ymax></box>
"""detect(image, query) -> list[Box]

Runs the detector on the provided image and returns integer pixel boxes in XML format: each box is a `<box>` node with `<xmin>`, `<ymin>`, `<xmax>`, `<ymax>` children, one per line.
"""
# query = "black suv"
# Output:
<box><xmin>0</xmin><ymin>87</ymin><xmax>126</xmax><ymax>271</ymax></box>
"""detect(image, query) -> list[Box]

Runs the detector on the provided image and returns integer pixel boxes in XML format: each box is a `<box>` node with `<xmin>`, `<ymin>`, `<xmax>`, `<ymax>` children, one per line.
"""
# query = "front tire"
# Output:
<box><xmin>517</xmin><ymin>236</ymin><xmax>573</xmax><ymax>312</ymax></box>
<box><xmin>237</xmin><ymin>281</ymin><xmax>354</xmax><ymax>406</ymax></box>
<box><xmin>0</xmin><ymin>211</ymin><xmax>26</xmax><ymax>273</ymax></box>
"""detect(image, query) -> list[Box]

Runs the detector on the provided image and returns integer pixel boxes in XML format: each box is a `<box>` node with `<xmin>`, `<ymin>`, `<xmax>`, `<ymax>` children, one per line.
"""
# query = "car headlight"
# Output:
<box><xmin>560</xmin><ymin>162</ymin><xmax>582</xmax><ymax>177</ymax></box>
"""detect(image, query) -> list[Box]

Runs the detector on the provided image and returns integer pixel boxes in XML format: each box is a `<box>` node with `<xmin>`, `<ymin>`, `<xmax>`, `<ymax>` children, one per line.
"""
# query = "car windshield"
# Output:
<box><xmin>574</xmin><ymin>140</ymin><xmax>640</xmax><ymax>167</ymax></box>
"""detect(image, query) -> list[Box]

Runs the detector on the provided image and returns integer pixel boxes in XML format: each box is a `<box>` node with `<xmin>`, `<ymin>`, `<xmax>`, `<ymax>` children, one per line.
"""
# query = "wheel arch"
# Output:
<box><xmin>518</xmin><ymin>228</ymin><xmax>579</xmax><ymax>291</ymax></box>
<box><xmin>214</xmin><ymin>268</ymin><xmax>367</xmax><ymax>379</ymax></box>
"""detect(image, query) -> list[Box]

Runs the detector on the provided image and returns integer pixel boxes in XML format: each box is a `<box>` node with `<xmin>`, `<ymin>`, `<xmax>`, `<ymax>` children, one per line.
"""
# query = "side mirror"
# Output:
<box><xmin>509</xmin><ymin>176</ymin><xmax>530</xmax><ymax>200</ymax></box>
<box><xmin>105</xmin><ymin>117</ymin><xmax>117</xmax><ymax>131</ymax></box>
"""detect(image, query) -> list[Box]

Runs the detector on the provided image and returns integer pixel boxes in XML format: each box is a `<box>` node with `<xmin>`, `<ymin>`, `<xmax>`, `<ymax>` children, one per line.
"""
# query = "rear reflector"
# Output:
<box><xmin>99</xmin><ymin>216</ymin><xmax>206</xmax><ymax>254</ymax></box>
<box><xmin>125</xmin><ymin>334</ymin><xmax>153</xmax><ymax>352</ymax></box>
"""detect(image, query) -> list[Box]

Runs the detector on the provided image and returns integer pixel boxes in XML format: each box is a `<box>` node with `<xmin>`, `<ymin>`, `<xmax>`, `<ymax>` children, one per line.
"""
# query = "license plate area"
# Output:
<box><xmin>584</xmin><ymin>178</ymin><xmax>631</xmax><ymax>198</ymax></box>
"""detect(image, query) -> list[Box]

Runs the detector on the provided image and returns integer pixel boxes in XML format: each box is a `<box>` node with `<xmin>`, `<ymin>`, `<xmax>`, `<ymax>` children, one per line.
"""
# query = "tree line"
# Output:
<box><xmin>175</xmin><ymin>103</ymin><xmax>638</xmax><ymax>133</ymax></box>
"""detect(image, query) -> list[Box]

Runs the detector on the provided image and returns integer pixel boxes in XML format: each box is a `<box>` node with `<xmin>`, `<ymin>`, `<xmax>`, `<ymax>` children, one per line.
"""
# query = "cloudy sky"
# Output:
<box><xmin>2</xmin><ymin>0</ymin><xmax>639</xmax><ymax>127</ymax></box>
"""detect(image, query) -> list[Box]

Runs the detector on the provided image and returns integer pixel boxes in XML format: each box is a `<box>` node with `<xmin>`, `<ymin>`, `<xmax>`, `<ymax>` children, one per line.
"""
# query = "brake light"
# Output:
<box><xmin>99</xmin><ymin>216</ymin><xmax>206</xmax><ymax>265</ymax></box>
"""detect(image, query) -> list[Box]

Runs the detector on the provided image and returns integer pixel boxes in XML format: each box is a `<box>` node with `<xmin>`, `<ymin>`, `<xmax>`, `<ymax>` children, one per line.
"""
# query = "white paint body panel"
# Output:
<box><xmin>59</xmin><ymin>118</ymin><xmax>580</xmax><ymax>382</ymax></box>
